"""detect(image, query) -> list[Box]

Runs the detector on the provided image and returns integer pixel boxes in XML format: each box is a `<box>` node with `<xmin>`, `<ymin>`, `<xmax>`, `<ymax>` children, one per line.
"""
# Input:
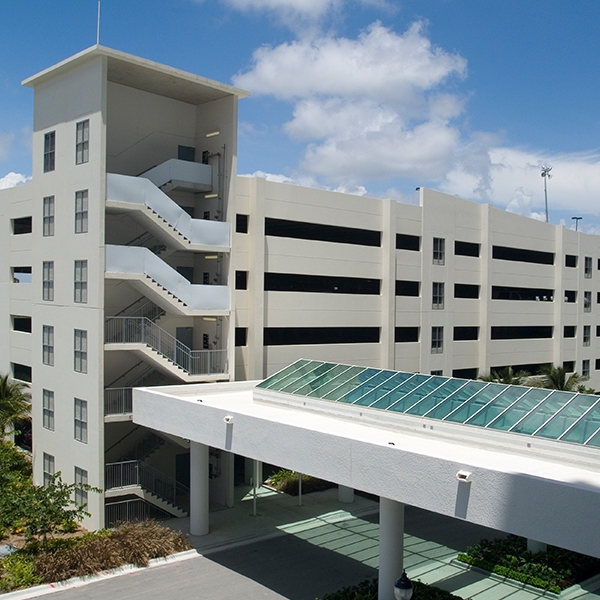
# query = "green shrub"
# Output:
<box><xmin>266</xmin><ymin>469</ymin><xmax>334</xmax><ymax>496</ymax></box>
<box><xmin>1</xmin><ymin>521</ymin><xmax>191</xmax><ymax>591</ymax></box>
<box><xmin>458</xmin><ymin>535</ymin><xmax>600</xmax><ymax>591</ymax></box>
<box><xmin>319</xmin><ymin>577</ymin><xmax>464</xmax><ymax>600</ymax></box>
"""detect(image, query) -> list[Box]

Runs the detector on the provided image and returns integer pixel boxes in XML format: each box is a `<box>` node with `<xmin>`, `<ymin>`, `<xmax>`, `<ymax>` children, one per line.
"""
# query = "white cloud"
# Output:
<box><xmin>0</xmin><ymin>132</ymin><xmax>14</xmax><ymax>161</ymax></box>
<box><xmin>0</xmin><ymin>172</ymin><xmax>30</xmax><ymax>189</ymax></box>
<box><xmin>234</xmin><ymin>21</ymin><xmax>467</xmax><ymax>185</ymax></box>
<box><xmin>222</xmin><ymin>0</ymin><xmax>340</xmax><ymax>18</ymax></box>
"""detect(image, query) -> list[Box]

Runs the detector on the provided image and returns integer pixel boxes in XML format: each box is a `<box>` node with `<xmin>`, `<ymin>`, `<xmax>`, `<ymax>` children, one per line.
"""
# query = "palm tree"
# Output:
<box><xmin>479</xmin><ymin>366</ymin><xmax>530</xmax><ymax>385</ymax></box>
<box><xmin>0</xmin><ymin>374</ymin><xmax>31</xmax><ymax>437</ymax></box>
<box><xmin>535</xmin><ymin>365</ymin><xmax>585</xmax><ymax>391</ymax></box>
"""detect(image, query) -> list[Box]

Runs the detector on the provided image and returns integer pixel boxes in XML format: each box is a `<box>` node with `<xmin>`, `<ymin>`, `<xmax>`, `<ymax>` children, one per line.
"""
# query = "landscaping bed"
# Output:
<box><xmin>319</xmin><ymin>577</ymin><xmax>464</xmax><ymax>600</ymax></box>
<box><xmin>0</xmin><ymin>520</ymin><xmax>191</xmax><ymax>592</ymax></box>
<box><xmin>457</xmin><ymin>534</ymin><xmax>600</xmax><ymax>593</ymax></box>
<box><xmin>265</xmin><ymin>469</ymin><xmax>335</xmax><ymax>496</ymax></box>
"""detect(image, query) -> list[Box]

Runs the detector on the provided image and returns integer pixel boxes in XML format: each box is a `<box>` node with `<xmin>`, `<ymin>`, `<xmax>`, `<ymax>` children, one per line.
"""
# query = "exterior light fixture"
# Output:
<box><xmin>572</xmin><ymin>216</ymin><xmax>582</xmax><ymax>231</ymax></box>
<box><xmin>456</xmin><ymin>470</ymin><xmax>472</xmax><ymax>482</ymax></box>
<box><xmin>540</xmin><ymin>165</ymin><xmax>552</xmax><ymax>223</ymax></box>
<box><xmin>204</xmin><ymin>255</ymin><xmax>218</xmax><ymax>260</ymax></box>
<box><xmin>223</xmin><ymin>415</ymin><xmax>233</xmax><ymax>424</ymax></box>
<box><xmin>203</xmin><ymin>317</ymin><xmax>217</xmax><ymax>322</ymax></box>
<box><xmin>394</xmin><ymin>571</ymin><xmax>414</xmax><ymax>600</ymax></box>
<box><xmin>205</xmin><ymin>193</ymin><xmax>218</xmax><ymax>199</ymax></box>
<box><xmin>206</xmin><ymin>131</ymin><xmax>220</xmax><ymax>138</ymax></box>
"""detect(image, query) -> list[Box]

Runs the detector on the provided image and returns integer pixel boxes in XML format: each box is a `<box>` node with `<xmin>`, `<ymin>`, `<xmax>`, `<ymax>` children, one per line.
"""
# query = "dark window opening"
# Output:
<box><xmin>395</xmin><ymin>327</ymin><xmax>419</xmax><ymax>343</ymax></box>
<box><xmin>265</xmin><ymin>272</ymin><xmax>380</xmax><ymax>295</ymax></box>
<box><xmin>396</xmin><ymin>234</ymin><xmax>420</xmax><ymax>251</ymax></box>
<box><xmin>565</xmin><ymin>255</ymin><xmax>578</xmax><ymax>268</ymax></box>
<box><xmin>236</xmin><ymin>214</ymin><xmax>249</xmax><ymax>234</ymax></box>
<box><xmin>453</xmin><ymin>326</ymin><xmax>479</xmax><ymax>341</ymax></box>
<box><xmin>11</xmin><ymin>363</ymin><xmax>31</xmax><ymax>383</ymax></box>
<box><xmin>564</xmin><ymin>326</ymin><xmax>576</xmax><ymax>338</ymax></box>
<box><xmin>452</xmin><ymin>368</ymin><xmax>478</xmax><ymax>379</ymax></box>
<box><xmin>563</xmin><ymin>361</ymin><xmax>576</xmax><ymax>372</ymax></box>
<box><xmin>492</xmin><ymin>245</ymin><xmax>554</xmax><ymax>265</ymax></box>
<box><xmin>455</xmin><ymin>241</ymin><xmax>480</xmax><ymax>257</ymax></box>
<box><xmin>235</xmin><ymin>328</ymin><xmax>247</xmax><ymax>346</ymax></box>
<box><xmin>178</xmin><ymin>145</ymin><xmax>196</xmax><ymax>162</ymax></box>
<box><xmin>596</xmin><ymin>359</ymin><xmax>600</xmax><ymax>371</ymax></box>
<box><xmin>597</xmin><ymin>325</ymin><xmax>600</xmax><ymax>337</ymax></box>
<box><xmin>266</xmin><ymin>217</ymin><xmax>381</xmax><ymax>247</ymax></box>
<box><xmin>12</xmin><ymin>316</ymin><xmax>32</xmax><ymax>333</ymax></box>
<box><xmin>264</xmin><ymin>327</ymin><xmax>380</xmax><ymax>346</ymax></box>
<box><xmin>395</xmin><ymin>280</ymin><xmax>420</xmax><ymax>296</ymax></box>
<box><xmin>491</xmin><ymin>363</ymin><xmax>548</xmax><ymax>376</ymax></box>
<box><xmin>492</xmin><ymin>286</ymin><xmax>554</xmax><ymax>301</ymax></box>
<box><xmin>564</xmin><ymin>290</ymin><xmax>577</xmax><ymax>303</ymax></box>
<box><xmin>12</xmin><ymin>217</ymin><xmax>32</xmax><ymax>235</ymax></box>
<box><xmin>12</xmin><ymin>267</ymin><xmax>32</xmax><ymax>284</ymax></box>
<box><xmin>454</xmin><ymin>284</ymin><xmax>479</xmax><ymax>299</ymax></box>
<box><xmin>491</xmin><ymin>326</ymin><xmax>553</xmax><ymax>340</ymax></box>
<box><xmin>235</xmin><ymin>271</ymin><xmax>248</xmax><ymax>290</ymax></box>
<box><xmin>203</xmin><ymin>334</ymin><xmax>209</xmax><ymax>350</ymax></box>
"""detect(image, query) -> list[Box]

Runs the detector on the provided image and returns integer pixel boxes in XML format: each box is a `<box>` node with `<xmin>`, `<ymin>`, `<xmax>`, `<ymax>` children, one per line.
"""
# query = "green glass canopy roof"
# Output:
<box><xmin>257</xmin><ymin>360</ymin><xmax>600</xmax><ymax>447</ymax></box>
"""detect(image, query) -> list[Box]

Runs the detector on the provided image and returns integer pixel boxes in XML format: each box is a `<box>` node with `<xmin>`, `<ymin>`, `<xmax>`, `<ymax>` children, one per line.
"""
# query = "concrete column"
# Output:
<box><xmin>338</xmin><ymin>485</ymin><xmax>354</xmax><ymax>503</ymax></box>
<box><xmin>378</xmin><ymin>497</ymin><xmax>405</xmax><ymax>600</ymax></box>
<box><xmin>527</xmin><ymin>539</ymin><xmax>547</xmax><ymax>554</ymax></box>
<box><xmin>190</xmin><ymin>442</ymin><xmax>209</xmax><ymax>536</ymax></box>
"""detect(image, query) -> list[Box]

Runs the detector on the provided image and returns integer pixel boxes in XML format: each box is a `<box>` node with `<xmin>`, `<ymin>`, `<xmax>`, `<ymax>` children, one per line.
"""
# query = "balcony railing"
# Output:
<box><xmin>105</xmin><ymin>316</ymin><xmax>227</xmax><ymax>376</ymax></box>
<box><xmin>105</xmin><ymin>498</ymin><xmax>171</xmax><ymax>527</ymax></box>
<box><xmin>104</xmin><ymin>388</ymin><xmax>133</xmax><ymax>416</ymax></box>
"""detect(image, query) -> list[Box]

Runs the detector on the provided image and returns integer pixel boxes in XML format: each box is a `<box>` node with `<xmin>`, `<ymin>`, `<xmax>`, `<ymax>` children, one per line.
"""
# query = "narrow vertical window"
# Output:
<box><xmin>74</xmin><ymin>466</ymin><xmax>88</xmax><ymax>506</ymax></box>
<box><xmin>582</xmin><ymin>359</ymin><xmax>590</xmax><ymax>378</ymax></box>
<box><xmin>432</xmin><ymin>282</ymin><xmax>445</xmax><ymax>309</ymax></box>
<box><xmin>584</xmin><ymin>291</ymin><xmax>592</xmax><ymax>312</ymax></box>
<box><xmin>42</xmin><ymin>325</ymin><xmax>54</xmax><ymax>366</ymax></box>
<box><xmin>74</xmin><ymin>260</ymin><xmax>88</xmax><ymax>303</ymax></box>
<box><xmin>43</xmin><ymin>196</ymin><xmax>55</xmax><ymax>236</ymax></box>
<box><xmin>74</xmin><ymin>398</ymin><xmax>88</xmax><ymax>443</ymax></box>
<box><xmin>75</xmin><ymin>120</ymin><xmax>89</xmax><ymax>164</ymax></box>
<box><xmin>431</xmin><ymin>326</ymin><xmax>444</xmax><ymax>353</ymax></box>
<box><xmin>585</xmin><ymin>256</ymin><xmax>592</xmax><ymax>278</ymax></box>
<box><xmin>75</xmin><ymin>190</ymin><xmax>88</xmax><ymax>233</ymax></box>
<box><xmin>43</xmin><ymin>453</ymin><xmax>55</xmax><ymax>487</ymax></box>
<box><xmin>43</xmin><ymin>131</ymin><xmax>55</xmax><ymax>172</ymax></box>
<box><xmin>433</xmin><ymin>238</ymin><xmax>445</xmax><ymax>265</ymax></box>
<box><xmin>584</xmin><ymin>325</ymin><xmax>591</xmax><ymax>346</ymax></box>
<box><xmin>43</xmin><ymin>390</ymin><xmax>54</xmax><ymax>430</ymax></box>
<box><xmin>74</xmin><ymin>329</ymin><xmax>87</xmax><ymax>373</ymax></box>
<box><xmin>42</xmin><ymin>261</ymin><xmax>54</xmax><ymax>301</ymax></box>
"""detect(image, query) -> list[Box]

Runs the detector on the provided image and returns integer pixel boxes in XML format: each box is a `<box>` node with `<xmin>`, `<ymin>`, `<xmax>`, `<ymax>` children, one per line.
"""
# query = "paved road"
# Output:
<box><xmin>29</xmin><ymin>535</ymin><xmax>377</xmax><ymax>600</ymax></box>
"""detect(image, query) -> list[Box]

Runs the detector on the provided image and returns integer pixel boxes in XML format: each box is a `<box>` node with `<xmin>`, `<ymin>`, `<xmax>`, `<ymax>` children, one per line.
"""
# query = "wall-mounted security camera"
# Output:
<box><xmin>223</xmin><ymin>415</ymin><xmax>234</xmax><ymax>424</ymax></box>
<box><xmin>456</xmin><ymin>470</ymin><xmax>472</xmax><ymax>482</ymax></box>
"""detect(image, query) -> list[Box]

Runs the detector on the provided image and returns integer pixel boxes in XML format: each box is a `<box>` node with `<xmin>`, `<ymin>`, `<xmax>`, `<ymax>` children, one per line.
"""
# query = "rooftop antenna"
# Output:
<box><xmin>96</xmin><ymin>0</ymin><xmax>101</xmax><ymax>45</ymax></box>
<box><xmin>541</xmin><ymin>165</ymin><xmax>552</xmax><ymax>223</ymax></box>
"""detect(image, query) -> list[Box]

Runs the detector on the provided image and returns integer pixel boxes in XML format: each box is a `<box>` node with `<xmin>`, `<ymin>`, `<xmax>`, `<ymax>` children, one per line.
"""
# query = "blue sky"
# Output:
<box><xmin>1</xmin><ymin>0</ymin><xmax>600</xmax><ymax>232</ymax></box>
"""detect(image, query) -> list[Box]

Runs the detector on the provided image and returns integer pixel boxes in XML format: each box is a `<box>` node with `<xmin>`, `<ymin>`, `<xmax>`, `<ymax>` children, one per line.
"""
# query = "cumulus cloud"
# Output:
<box><xmin>0</xmin><ymin>172</ymin><xmax>30</xmax><ymax>189</ymax></box>
<box><xmin>234</xmin><ymin>21</ymin><xmax>467</xmax><ymax>185</ymax></box>
<box><xmin>221</xmin><ymin>0</ymin><xmax>340</xmax><ymax>18</ymax></box>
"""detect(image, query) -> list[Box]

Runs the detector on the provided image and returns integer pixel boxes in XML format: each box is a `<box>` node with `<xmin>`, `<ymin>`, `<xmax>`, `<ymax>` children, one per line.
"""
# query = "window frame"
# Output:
<box><xmin>74</xmin><ymin>329</ymin><xmax>87</xmax><ymax>373</ymax></box>
<box><xmin>43</xmin><ymin>453</ymin><xmax>55</xmax><ymax>487</ymax></box>
<box><xmin>431</xmin><ymin>326</ymin><xmax>444</xmax><ymax>353</ymax></box>
<box><xmin>584</xmin><ymin>291</ymin><xmax>592</xmax><ymax>313</ymax></box>
<box><xmin>74</xmin><ymin>260</ymin><xmax>88</xmax><ymax>303</ymax></box>
<box><xmin>75</xmin><ymin>190</ymin><xmax>88</xmax><ymax>233</ymax></box>
<box><xmin>432</xmin><ymin>282</ymin><xmax>445</xmax><ymax>310</ymax></box>
<box><xmin>42</xmin><ymin>325</ymin><xmax>54</xmax><ymax>366</ymax></box>
<box><xmin>43</xmin><ymin>131</ymin><xmax>55</xmax><ymax>173</ymax></box>
<box><xmin>583</xmin><ymin>325</ymin><xmax>591</xmax><ymax>346</ymax></box>
<box><xmin>42</xmin><ymin>261</ymin><xmax>54</xmax><ymax>301</ymax></box>
<box><xmin>43</xmin><ymin>196</ymin><xmax>55</xmax><ymax>236</ymax></box>
<box><xmin>74</xmin><ymin>466</ymin><xmax>88</xmax><ymax>506</ymax></box>
<box><xmin>74</xmin><ymin>398</ymin><xmax>88</xmax><ymax>443</ymax></box>
<box><xmin>43</xmin><ymin>389</ymin><xmax>55</xmax><ymax>431</ymax></box>
<box><xmin>432</xmin><ymin>237</ymin><xmax>445</xmax><ymax>265</ymax></box>
<box><xmin>585</xmin><ymin>256</ymin><xmax>592</xmax><ymax>278</ymax></box>
<box><xmin>75</xmin><ymin>120</ymin><xmax>89</xmax><ymax>165</ymax></box>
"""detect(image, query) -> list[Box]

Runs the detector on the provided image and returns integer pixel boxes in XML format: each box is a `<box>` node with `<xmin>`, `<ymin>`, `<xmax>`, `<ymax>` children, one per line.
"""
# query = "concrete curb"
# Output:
<box><xmin>1</xmin><ymin>549</ymin><xmax>200</xmax><ymax>600</ymax></box>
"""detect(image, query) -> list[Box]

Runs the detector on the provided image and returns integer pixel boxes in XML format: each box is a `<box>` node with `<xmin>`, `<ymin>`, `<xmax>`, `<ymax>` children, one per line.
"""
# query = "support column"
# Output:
<box><xmin>378</xmin><ymin>497</ymin><xmax>405</xmax><ymax>600</ymax></box>
<box><xmin>190</xmin><ymin>442</ymin><xmax>209</xmax><ymax>536</ymax></box>
<box><xmin>338</xmin><ymin>485</ymin><xmax>354</xmax><ymax>504</ymax></box>
<box><xmin>527</xmin><ymin>539</ymin><xmax>547</xmax><ymax>554</ymax></box>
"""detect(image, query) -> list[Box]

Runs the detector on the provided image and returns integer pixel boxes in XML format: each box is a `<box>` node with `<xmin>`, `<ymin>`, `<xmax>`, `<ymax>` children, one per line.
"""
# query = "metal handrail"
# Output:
<box><xmin>104</xmin><ymin>388</ymin><xmax>133</xmax><ymax>415</ymax></box>
<box><xmin>104</xmin><ymin>316</ymin><xmax>227</xmax><ymax>375</ymax></box>
<box><xmin>105</xmin><ymin>498</ymin><xmax>171</xmax><ymax>527</ymax></box>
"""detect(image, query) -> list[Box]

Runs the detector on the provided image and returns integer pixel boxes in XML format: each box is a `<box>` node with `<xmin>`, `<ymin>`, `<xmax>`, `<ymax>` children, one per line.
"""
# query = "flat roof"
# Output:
<box><xmin>23</xmin><ymin>45</ymin><xmax>250</xmax><ymax>104</ymax></box>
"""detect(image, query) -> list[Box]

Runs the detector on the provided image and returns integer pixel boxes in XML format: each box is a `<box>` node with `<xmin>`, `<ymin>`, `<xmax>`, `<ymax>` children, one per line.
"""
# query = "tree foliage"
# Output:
<box><xmin>535</xmin><ymin>365</ymin><xmax>587</xmax><ymax>391</ymax></box>
<box><xmin>0</xmin><ymin>374</ymin><xmax>31</xmax><ymax>437</ymax></box>
<box><xmin>479</xmin><ymin>366</ymin><xmax>530</xmax><ymax>385</ymax></box>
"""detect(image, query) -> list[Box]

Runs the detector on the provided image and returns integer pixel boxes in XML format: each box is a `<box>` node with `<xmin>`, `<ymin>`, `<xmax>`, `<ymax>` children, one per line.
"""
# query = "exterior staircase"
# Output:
<box><xmin>104</xmin><ymin>316</ymin><xmax>228</xmax><ymax>382</ymax></box>
<box><xmin>105</xmin><ymin>245</ymin><xmax>229</xmax><ymax>316</ymax></box>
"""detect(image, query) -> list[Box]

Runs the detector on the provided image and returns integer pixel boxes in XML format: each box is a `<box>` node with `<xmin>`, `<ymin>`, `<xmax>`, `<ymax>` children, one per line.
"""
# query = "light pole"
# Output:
<box><xmin>572</xmin><ymin>216</ymin><xmax>582</xmax><ymax>231</ymax></box>
<box><xmin>541</xmin><ymin>166</ymin><xmax>552</xmax><ymax>223</ymax></box>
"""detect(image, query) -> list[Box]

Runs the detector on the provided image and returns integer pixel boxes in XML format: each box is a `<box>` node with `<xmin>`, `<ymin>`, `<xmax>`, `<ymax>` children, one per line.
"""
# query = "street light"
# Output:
<box><xmin>541</xmin><ymin>166</ymin><xmax>552</xmax><ymax>223</ymax></box>
<box><xmin>572</xmin><ymin>216</ymin><xmax>582</xmax><ymax>231</ymax></box>
<box><xmin>394</xmin><ymin>571</ymin><xmax>414</xmax><ymax>600</ymax></box>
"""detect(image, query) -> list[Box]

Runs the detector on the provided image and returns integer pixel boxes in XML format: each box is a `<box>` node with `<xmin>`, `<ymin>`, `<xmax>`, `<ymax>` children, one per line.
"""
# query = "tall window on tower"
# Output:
<box><xmin>433</xmin><ymin>238</ymin><xmax>445</xmax><ymax>265</ymax></box>
<box><xmin>75</xmin><ymin>120</ymin><xmax>89</xmax><ymax>164</ymax></box>
<box><xmin>44</xmin><ymin>131</ymin><xmax>55</xmax><ymax>172</ymax></box>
